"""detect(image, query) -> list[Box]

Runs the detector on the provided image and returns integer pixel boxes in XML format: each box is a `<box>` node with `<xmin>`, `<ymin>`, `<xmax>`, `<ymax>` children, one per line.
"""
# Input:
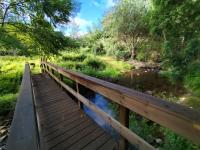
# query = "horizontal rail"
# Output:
<box><xmin>7</xmin><ymin>63</ymin><xmax>39</xmax><ymax>150</ymax></box>
<box><xmin>41</xmin><ymin>61</ymin><xmax>200</xmax><ymax>147</ymax></box>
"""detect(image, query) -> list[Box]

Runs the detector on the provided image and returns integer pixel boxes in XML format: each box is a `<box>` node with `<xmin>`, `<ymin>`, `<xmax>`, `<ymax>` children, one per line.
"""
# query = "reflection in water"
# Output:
<box><xmin>116</xmin><ymin>69</ymin><xmax>185</xmax><ymax>97</ymax></box>
<box><xmin>83</xmin><ymin>91</ymin><xmax>118</xmax><ymax>140</ymax></box>
<box><xmin>83</xmin><ymin>94</ymin><xmax>114</xmax><ymax>127</ymax></box>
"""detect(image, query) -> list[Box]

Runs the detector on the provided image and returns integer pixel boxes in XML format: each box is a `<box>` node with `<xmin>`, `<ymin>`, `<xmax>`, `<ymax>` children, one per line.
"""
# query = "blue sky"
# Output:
<box><xmin>58</xmin><ymin>0</ymin><xmax>116</xmax><ymax>36</ymax></box>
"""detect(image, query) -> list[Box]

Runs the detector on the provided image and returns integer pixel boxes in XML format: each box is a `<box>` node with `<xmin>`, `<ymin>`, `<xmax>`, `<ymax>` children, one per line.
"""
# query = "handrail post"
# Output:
<box><xmin>59</xmin><ymin>73</ymin><xmax>63</xmax><ymax>88</ymax></box>
<box><xmin>51</xmin><ymin>68</ymin><xmax>54</xmax><ymax>75</ymax></box>
<box><xmin>76</xmin><ymin>82</ymin><xmax>83</xmax><ymax>109</ymax></box>
<box><xmin>119</xmin><ymin>106</ymin><xmax>129</xmax><ymax>150</ymax></box>
<box><xmin>43</xmin><ymin>64</ymin><xmax>46</xmax><ymax>73</ymax></box>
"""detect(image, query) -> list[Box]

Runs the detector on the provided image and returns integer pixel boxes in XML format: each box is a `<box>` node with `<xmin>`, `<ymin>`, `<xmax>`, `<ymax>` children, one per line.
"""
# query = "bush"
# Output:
<box><xmin>161</xmin><ymin>128</ymin><xmax>200</xmax><ymax>150</ymax></box>
<box><xmin>115</xmin><ymin>50</ymin><xmax>130</xmax><ymax>61</ymax></box>
<box><xmin>184</xmin><ymin>62</ymin><xmax>200</xmax><ymax>97</ymax></box>
<box><xmin>0</xmin><ymin>94</ymin><xmax>17</xmax><ymax>116</ymax></box>
<box><xmin>80</xmin><ymin>47</ymin><xmax>92</xmax><ymax>53</ymax></box>
<box><xmin>93</xmin><ymin>43</ymin><xmax>106</xmax><ymax>55</ymax></box>
<box><xmin>83</xmin><ymin>57</ymin><xmax>106</xmax><ymax>70</ymax></box>
<box><xmin>114</xmin><ymin>44</ymin><xmax>130</xmax><ymax>60</ymax></box>
<box><xmin>62</xmin><ymin>53</ymin><xmax>87</xmax><ymax>62</ymax></box>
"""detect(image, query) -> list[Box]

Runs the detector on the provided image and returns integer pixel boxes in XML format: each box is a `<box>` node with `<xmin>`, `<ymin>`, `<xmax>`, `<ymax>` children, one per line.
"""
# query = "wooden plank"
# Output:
<box><xmin>42</xmin><ymin>61</ymin><xmax>200</xmax><ymax>144</ymax></box>
<box><xmin>98</xmin><ymin>138</ymin><xmax>118</xmax><ymax>150</ymax></box>
<box><xmin>42</xmin><ymin>112</ymin><xmax>85</xmax><ymax>137</ymax></box>
<box><xmin>38</xmin><ymin>104</ymin><xmax>78</xmax><ymax>119</ymax></box>
<box><xmin>50</xmin><ymin>123</ymin><xmax>98</xmax><ymax>150</ymax></box>
<box><xmin>35</xmin><ymin>98</ymin><xmax>69</xmax><ymax>108</ymax></box>
<box><xmin>67</xmin><ymin>127</ymin><xmax>104</xmax><ymax>150</ymax></box>
<box><xmin>36</xmin><ymin>99</ymin><xmax>73</xmax><ymax>111</ymax></box>
<box><xmin>44</xmin><ymin>116</ymin><xmax>89</xmax><ymax>142</ymax></box>
<box><xmin>39</xmin><ymin>108</ymin><xmax>80</xmax><ymax>124</ymax></box>
<box><xmin>7</xmin><ymin>63</ymin><xmax>39</xmax><ymax>150</ymax></box>
<box><xmin>45</xmin><ymin>120</ymin><xmax>93</xmax><ymax>149</ymax></box>
<box><xmin>40</xmin><ymin>110</ymin><xmax>82</xmax><ymax>129</ymax></box>
<box><xmin>81</xmin><ymin>132</ymin><xmax>111</xmax><ymax>150</ymax></box>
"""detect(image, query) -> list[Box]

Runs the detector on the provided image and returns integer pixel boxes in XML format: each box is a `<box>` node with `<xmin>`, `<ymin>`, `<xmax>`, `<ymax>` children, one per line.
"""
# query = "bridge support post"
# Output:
<box><xmin>59</xmin><ymin>74</ymin><xmax>63</xmax><ymax>89</ymax></box>
<box><xmin>76</xmin><ymin>82</ymin><xmax>83</xmax><ymax>109</ymax></box>
<box><xmin>51</xmin><ymin>69</ymin><xmax>54</xmax><ymax>75</ymax></box>
<box><xmin>119</xmin><ymin>106</ymin><xmax>129</xmax><ymax>150</ymax></box>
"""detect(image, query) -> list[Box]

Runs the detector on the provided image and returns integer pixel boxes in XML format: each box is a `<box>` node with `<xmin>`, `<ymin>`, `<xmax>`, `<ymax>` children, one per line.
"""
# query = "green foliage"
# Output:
<box><xmin>53</xmin><ymin>51</ymin><xmax>131</xmax><ymax>79</ymax></box>
<box><xmin>1</xmin><ymin>0</ymin><xmax>76</xmax><ymax>27</ymax></box>
<box><xmin>0</xmin><ymin>56</ymin><xmax>39</xmax><ymax>117</ymax></box>
<box><xmin>129</xmin><ymin>113</ymin><xmax>161</xmax><ymax>145</ymax></box>
<box><xmin>184</xmin><ymin>62</ymin><xmax>200</xmax><ymax>97</ymax></box>
<box><xmin>0</xmin><ymin>94</ymin><xmax>17</xmax><ymax>116</ymax></box>
<box><xmin>161</xmin><ymin>128</ymin><xmax>200</xmax><ymax>150</ymax></box>
<box><xmin>83</xmin><ymin>57</ymin><xmax>105</xmax><ymax>70</ymax></box>
<box><xmin>102</xmin><ymin>0</ymin><xmax>148</xmax><ymax>59</ymax></box>
<box><xmin>115</xmin><ymin>50</ymin><xmax>130</xmax><ymax>60</ymax></box>
<box><xmin>0</xmin><ymin>0</ymin><xmax>78</xmax><ymax>55</ymax></box>
<box><xmin>62</xmin><ymin>53</ymin><xmax>87</xmax><ymax>61</ymax></box>
<box><xmin>149</xmin><ymin>0</ymin><xmax>200</xmax><ymax>76</ymax></box>
<box><xmin>0</xmin><ymin>27</ymin><xmax>26</xmax><ymax>53</ymax></box>
<box><xmin>92</xmin><ymin>43</ymin><xmax>106</xmax><ymax>55</ymax></box>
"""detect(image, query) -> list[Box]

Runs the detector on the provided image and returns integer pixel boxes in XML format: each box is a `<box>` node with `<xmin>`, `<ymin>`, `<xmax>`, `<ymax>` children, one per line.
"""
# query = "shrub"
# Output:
<box><xmin>0</xmin><ymin>94</ymin><xmax>17</xmax><ymax>116</ymax></box>
<box><xmin>62</xmin><ymin>53</ymin><xmax>87</xmax><ymax>62</ymax></box>
<box><xmin>161</xmin><ymin>128</ymin><xmax>200</xmax><ymax>150</ymax></box>
<box><xmin>184</xmin><ymin>62</ymin><xmax>200</xmax><ymax>97</ymax></box>
<box><xmin>80</xmin><ymin>47</ymin><xmax>92</xmax><ymax>53</ymax></box>
<box><xmin>83</xmin><ymin>57</ymin><xmax>106</xmax><ymax>70</ymax></box>
<box><xmin>93</xmin><ymin>43</ymin><xmax>106</xmax><ymax>55</ymax></box>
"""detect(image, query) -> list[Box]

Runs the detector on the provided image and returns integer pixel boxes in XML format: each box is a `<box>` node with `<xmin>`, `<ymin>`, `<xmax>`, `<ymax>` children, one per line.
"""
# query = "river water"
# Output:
<box><xmin>114</xmin><ymin>69</ymin><xmax>185</xmax><ymax>97</ymax></box>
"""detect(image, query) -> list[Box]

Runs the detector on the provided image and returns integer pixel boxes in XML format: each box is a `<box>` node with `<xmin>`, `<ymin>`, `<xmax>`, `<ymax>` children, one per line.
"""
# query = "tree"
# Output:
<box><xmin>0</xmin><ymin>0</ymin><xmax>79</xmax><ymax>55</ymax></box>
<box><xmin>0</xmin><ymin>0</ymin><xmax>76</xmax><ymax>27</ymax></box>
<box><xmin>104</xmin><ymin>0</ymin><xmax>148</xmax><ymax>59</ymax></box>
<box><xmin>148</xmin><ymin>0</ymin><xmax>200</xmax><ymax>78</ymax></box>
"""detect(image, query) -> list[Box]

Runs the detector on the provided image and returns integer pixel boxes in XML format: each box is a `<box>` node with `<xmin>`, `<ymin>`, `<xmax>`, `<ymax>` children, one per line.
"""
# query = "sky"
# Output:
<box><xmin>57</xmin><ymin>0</ymin><xmax>116</xmax><ymax>36</ymax></box>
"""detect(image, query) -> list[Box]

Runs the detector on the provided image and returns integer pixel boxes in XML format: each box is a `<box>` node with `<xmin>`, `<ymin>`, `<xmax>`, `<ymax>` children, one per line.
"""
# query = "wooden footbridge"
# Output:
<box><xmin>7</xmin><ymin>59</ymin><xmax>200</xmax><ymax>150</ymax></box>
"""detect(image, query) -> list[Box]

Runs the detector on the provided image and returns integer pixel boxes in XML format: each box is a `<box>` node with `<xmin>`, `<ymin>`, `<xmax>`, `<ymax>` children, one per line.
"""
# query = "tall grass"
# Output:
<box><xmin>0</xmin><ymin>56</ymin><xmax>39</xmax><ymax>118</ymax></box>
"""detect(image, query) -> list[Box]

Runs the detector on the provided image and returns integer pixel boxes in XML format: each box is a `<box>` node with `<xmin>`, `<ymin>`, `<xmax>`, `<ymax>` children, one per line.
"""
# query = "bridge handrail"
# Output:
<box><xmin>41</xmin><ymin>60</ymin><xmax>200</xmax><ymax>149</ymax></box>
<box><xmin>7</xmin><ymin>63</ymin><xmax>39</xmax><ymax>150</ymax></box>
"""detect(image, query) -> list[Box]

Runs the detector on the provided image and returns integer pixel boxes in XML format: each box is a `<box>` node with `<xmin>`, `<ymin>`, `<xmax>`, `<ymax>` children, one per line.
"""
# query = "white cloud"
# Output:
<box><xmin>60</xmin><ymin>17</ymin><xmax>92</xmax><ymax>37</ymax></box>
<box><xmin>106</xmin><ymin>0</ymin><xmax>115</xmax><ymax>8</ymax></box>
<box><xmin>92</xmin><ymin>1</ymin><xmax>100</xmax><ymax>7</ymax></box>
<box><xmin>70</xmin><ymin>17</ymin><xmax>92</xmax><ymax>27</ymax></box>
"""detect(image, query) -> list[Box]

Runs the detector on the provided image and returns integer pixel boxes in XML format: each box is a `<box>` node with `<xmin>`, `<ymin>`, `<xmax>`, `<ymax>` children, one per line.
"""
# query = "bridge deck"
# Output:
<box><xmin>32</xmin><ymin>74</ymin><xmax>118</xmax><ymax>150</ymax></box>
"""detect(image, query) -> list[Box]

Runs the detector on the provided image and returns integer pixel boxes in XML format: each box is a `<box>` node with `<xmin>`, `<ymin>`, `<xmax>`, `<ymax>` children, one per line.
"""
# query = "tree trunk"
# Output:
<box><xmin>131</xmin><ymin>47</ymin><xmax>136</xmax><ymax>60</ymax></box>
<box><xmin>1</xmin><ymin>5</ymin><xmax>10</xmax><ymax>27</ymax></box>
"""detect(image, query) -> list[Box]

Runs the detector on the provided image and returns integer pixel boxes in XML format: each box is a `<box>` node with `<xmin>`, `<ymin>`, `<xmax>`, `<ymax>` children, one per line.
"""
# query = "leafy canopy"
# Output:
<box><xmin>0</xmin><ymin>0</ymin><xmax>78</xmax><ymax>55</ymax></box>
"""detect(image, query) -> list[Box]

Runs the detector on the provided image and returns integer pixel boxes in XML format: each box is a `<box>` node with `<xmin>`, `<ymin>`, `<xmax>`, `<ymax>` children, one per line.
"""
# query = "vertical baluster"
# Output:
<box><xmin>59</xmin><ymin>73</ymin><xmax>63</xmax><ymax>88</ymax></box>
<box><xmin>51</xmin><ymin>68</ymin><xmax>54</xmax><ymax>75</ymax></box>
<box><xmin>76</xmin><ymin>82</ymin><xmax>83</xmax><ymax>109</ymax></box>
<box><xmin>119</xmin><ymin>106</ymin><xmax>129</xmax><ymax>150</ymax></box>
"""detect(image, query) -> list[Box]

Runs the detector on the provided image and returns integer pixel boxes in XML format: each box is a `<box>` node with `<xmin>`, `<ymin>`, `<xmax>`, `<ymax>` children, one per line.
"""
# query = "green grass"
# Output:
<box><xmin>0</xmin><ymin>56</ymin><xmax>39</xmax><ymax>118</ymax></box>
<box><xmin>52</xmin><ymin>51</ymin><xmax>131</xmax><ymax>79</ymax></box>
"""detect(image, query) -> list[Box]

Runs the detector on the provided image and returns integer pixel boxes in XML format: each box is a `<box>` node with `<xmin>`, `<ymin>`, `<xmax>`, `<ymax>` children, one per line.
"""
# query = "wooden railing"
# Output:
<box><xmin>41</xmin><ymin>59</ymin><xmax>200</xmax><ymax>150</ymax></box>
<box><xmin>7</xmin><ymin>63</ymin><xmax>39</xmax><ymax>150</ymax></box>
